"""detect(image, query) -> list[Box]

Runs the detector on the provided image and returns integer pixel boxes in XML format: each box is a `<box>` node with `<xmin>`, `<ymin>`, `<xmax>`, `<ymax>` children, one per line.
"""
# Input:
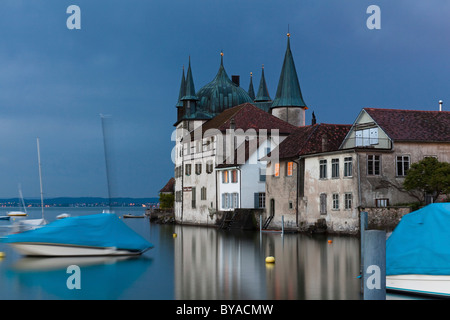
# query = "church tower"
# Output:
<box><xmin>271</xmin><ymin>33</ymin><xmax>308</xmax><ymax>126</ymax></box>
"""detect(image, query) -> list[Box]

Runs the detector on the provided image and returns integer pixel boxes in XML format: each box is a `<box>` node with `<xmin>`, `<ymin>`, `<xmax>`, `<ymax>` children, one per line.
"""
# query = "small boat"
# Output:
<box><xmin>56</xmin><ymin>213</ymin><xmax>70</xmax><ymax>219</ymax></box>
<box><xmin>123</xmin><ymin>214</ymin><xmax>145</xmax><ymax>219</ymax></box>
<box><xmin>0</xmin><ymin>216</ymin><xmax>11</xmax><ymax>221</ymax></box>
<box><xmin>386</xmin><ymin>203</ymin><xmax>450</xmax><ymax>298</ymax></box>
<box><xmin>1</xmin><ymin>213</ymin><xmax>154</xmax><ymax>257</ymax></box>
<box><xmin>7</xmin><ymin>211</ymin><xmax>27</xmax><ymax>217</ymax></box>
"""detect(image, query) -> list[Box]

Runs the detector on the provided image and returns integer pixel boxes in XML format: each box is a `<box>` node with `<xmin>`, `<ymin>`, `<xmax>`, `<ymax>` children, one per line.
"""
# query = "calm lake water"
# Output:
<box><xmin>0</xmin><ymin>207</ymin><xmax>399</xmax><ymax>300</ymax></box>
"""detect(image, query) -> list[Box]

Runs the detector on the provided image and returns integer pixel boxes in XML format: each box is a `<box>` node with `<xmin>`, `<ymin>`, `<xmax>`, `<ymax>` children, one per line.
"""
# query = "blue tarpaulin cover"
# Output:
<box><xmin>1</xmin><ymin>213</ymin><xmax>153</xmax><ymax>252</ymax></box>
<box><xmin>386</xmin><ymin>203</ymin><xmax>450</xmax><ymax>275</ymax></box>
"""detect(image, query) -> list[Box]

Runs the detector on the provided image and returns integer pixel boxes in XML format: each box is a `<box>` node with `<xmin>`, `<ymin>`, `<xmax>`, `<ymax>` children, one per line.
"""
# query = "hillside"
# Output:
<box><xmin>0</xmin><ymin>197</ymin><xmax>159</xmax><ymax>207</ymax></box>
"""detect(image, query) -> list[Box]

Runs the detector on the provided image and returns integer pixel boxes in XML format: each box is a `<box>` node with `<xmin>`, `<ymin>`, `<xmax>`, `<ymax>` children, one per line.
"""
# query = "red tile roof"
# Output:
<box><xmin>275</xmin><ymin>123</ymin><xmax>352</xmax><ymax>160</ymax></box>
<box><xmin>159</xmin><ymin>177</ymin><xmax>175</xmax><ymax>193</ymax></box>
<box><xmin>364</xmin><ymin>108</ymin><xmax>450</xmax><ymax>142</ymax></box>
<box><xmin>195</xmin><ymin>103</ymin><xmax>297</xmax><ymax>138</ymax></box>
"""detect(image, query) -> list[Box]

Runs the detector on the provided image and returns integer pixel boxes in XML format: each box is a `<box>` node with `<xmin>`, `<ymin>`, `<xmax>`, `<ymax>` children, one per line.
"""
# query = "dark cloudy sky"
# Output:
<box><xmin>0</xmin><ymin>0</ymin><xmax>448</xmax><ymax>199</ymax></box>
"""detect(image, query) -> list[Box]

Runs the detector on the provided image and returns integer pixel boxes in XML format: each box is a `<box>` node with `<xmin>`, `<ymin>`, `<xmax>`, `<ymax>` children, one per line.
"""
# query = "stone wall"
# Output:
<box><xmin>363</xmin><ymin>206</ymin><xmax>412</xmax><ymax>232</ymax></box>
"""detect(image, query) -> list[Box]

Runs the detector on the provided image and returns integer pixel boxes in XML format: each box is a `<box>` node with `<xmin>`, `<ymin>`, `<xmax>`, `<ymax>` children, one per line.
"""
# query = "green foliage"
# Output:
<box><xmin>159</xmin><ymin>193</ymin><xmax>174</xmax><ymax>209</ymax></box>
<box><xmin>403</xmin><ymin>157</ymin><xmax>450</xmax><ymax>203</ymax></box>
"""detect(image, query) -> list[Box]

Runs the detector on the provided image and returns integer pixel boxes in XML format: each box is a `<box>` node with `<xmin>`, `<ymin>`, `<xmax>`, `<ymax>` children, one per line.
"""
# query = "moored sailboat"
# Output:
<box><xmin>386</xmin><ymin>203</ymin><xmax>450</xmax><ymax>298</ymax></box>
<box><xmin>1</xmin><ymin>213</ymin><xmax>153</xmax><ymax>256</ymax></box>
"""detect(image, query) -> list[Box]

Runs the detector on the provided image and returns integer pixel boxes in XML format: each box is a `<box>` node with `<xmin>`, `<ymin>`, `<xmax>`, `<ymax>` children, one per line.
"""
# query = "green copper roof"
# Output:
<box><xmin>176</xmin><ymin>67</ymin><xmax>185</xmax><ymax>107</ymax></box>
<box><xmin>181</xmin><ymin>58</ymin><xmax>199</xmax><ymax>101</ymax></box>
<box><xmin>254</xmin><ymin>66</ymin><xmax>271</xmax><ymax>102</ymax></box>
<box><xmin>248</xmin><ymin>72</ymin><xmax>256</xmax><ymax>100</ymax></box>
<box><xmin>271</xmin><ymin>35</ymin><xmax>307</xmax><ymax>108</ymax></box>
<box><xmin>196</xmin><ymin>54</ymin><xmax>252</xmax><ymax>115</ymax></box>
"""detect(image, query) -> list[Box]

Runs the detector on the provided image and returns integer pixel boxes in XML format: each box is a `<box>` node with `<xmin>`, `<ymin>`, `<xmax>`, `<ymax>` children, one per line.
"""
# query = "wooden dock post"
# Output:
<box><xmin>363</xmin><ymin>230</ymin><xmax>386</xmax><ymax>300</ymax></box>
<box><xmin>260</xmin><ymin>214</ymin><xmax>262</xmax><ymax>235</ymax></box>
<box><xmin>360</xmin><ymin>211</ymin><xmax>368</xmax><ymax>293</ymax></box>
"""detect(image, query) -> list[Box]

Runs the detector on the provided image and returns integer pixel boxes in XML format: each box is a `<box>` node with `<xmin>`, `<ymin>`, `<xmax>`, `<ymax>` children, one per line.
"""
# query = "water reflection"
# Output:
<box><xmin>173</xmin><ymin>226</ymin><xmax>361</xmax><ymax>300</ymax></box>
<box><xmin>7</xmin><ymin>256</ymin><xmax>152</xmax><ymax>299</ymax></box>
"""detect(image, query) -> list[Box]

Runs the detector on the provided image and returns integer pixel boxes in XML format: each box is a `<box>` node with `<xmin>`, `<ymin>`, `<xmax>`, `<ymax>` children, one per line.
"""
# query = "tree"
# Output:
<box><xmin>159</xmin><ymin>193</ymin><xmax>174</xmax><ymax>209</ymax></box>
<box><xmin>403</xmin><ymin>157</ymin><xmax>450</xmax><ymax>203</ymax></box>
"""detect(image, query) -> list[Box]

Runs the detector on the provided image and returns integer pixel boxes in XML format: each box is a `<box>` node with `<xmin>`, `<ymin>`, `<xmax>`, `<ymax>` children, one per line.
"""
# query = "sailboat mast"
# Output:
<box><xmin>100</xmin><ymin>114</ymin><xmax>113</xmax><ymax>212</ymax></box>
<box><xmin>37</xmin><ymin>138</ymin><xmax>44</xmax><ymax>220</ymax></box>
<box><xmin>18</xmin><ymin>184</ymin><xmax>27</xmax><ymax>215</ymax></box>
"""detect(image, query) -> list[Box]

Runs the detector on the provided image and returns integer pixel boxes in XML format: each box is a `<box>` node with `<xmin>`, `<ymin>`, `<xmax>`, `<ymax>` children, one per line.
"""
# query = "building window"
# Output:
<box><xmin>286</xmin><ymin>161</ymin><xmax>294</xmax><ymax>176</ymax></box>
<box><xmin>232</xmin><ymin>193</ymin><xmax>239</xmax><ymax>208</ymax></box>
<box><xmin>201</xmin><ymin>187</ymin><xmax>207</xmax><ymax>200</ymax></box>
<box><xmin>185</xmin><ymin>164</ymin><xmax>191</xmax><ymax>176</ymax></box>
<box><xmin>222</xmin><ymin>193</ymin><xmax>229</xmax><ymax>209</ymax></box>
<box><xmin>332</xmin><ymin>193</ymin><xmax>339</xmax><ymax>210</ymax></box>
<box><xmin>259</xmin><ymin>167</ymin><xmax>266</xmax><ymax>182</ymax></box>
<box><xmin>344</xmin><ymin>157</ymin><xmax>352</xmax><ymax>177</ymax></box>
<box><xmin>206</xmin><ymin>160</ymin><xmax>213</xmax><ymax>174</ymax></box>
<box><xmin>319</xmin><ymin>160</ymin><xmax>327</xmax><ymax>179</ymax></box>
<box><xmin>274</xmin><ymin>163</ymin><xmax>280</xmax><ymax>177</ymax></box>
<box><xmin>356</xmin><ymin>127</ymin><xmax>379</xmax><ymax>147</ymax></box>
<box><xmin>396</xmin><ymin>155</ymin><xmax>410</xmax><ymax>176</ymax></box>
<box><xmin>222</xmin><ymin>170</ymin><xmax>229</xmax><ymax>183</ymax></box>
<box><xmin>375</xmin><ymin>198</ymin><xmax>389</xmax><ymax>207</ymax></box>
<box><xmin>254</xmin><ymin>192</ymin><xmax>266</xmax><ymax>209</ymax></box>
<box><xmin>320</xmin><ymin>193</ymin><xmax>327</xmax><ymax>215</ymax></box>
<box><xmin>331</xmin><ymin>159</ymin><xmax>339</xmax><ymax>178</ymax></box>
<box><xmin>231</xmin><ymin>169</ymin><xmax>238</xmax><ymax>183</ymax></box>
<box><xmin>345</xmin><ymin>193</ymin><xmax>352</xmax><ymax>209</ymax></box>
<box><xmin>192</xmin><ymin>187</ymin><xmax>196</xmax><ymax>209</ymax></box>
<box><xmin>195</xmin><ymin>163</ymin><xmax>202</xmax><ymax>175</ymax></box>
<box><xmin>367</xmin><ymin>155</ymin><xmax>380</xmax><ymax>175</ymax></box>
<box><xmin>289</xmin><ymin>201</ymin><xmax>293</xmax><ymax>209</ymax></box>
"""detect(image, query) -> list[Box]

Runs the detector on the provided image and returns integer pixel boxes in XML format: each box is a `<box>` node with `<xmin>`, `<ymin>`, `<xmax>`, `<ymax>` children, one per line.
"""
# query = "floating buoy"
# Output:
<box><xmin>328</xmin><ymin>239</ymin><xmax>333</xmax><ymax>244</ymax></box>
<box><xmin>265</xmin><ymin>256</ymin><xmax>275</xmax><ymax>263</ymax></box>
<box><xmin>0</xmin><ymin>252</ymin><xmax>5</xmax><ymax>259</ymax></box>
<box><xmin>173</xmin><ymin>233</ymin><xmax>177</xmax><ymax>238</ymax></box>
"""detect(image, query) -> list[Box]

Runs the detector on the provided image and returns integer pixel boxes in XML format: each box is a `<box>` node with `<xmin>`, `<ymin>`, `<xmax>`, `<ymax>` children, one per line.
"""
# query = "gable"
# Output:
<box><xmin>340</xmin><ymin>109</ymin><xmax>391</xmax><ymax>149</ymax></box>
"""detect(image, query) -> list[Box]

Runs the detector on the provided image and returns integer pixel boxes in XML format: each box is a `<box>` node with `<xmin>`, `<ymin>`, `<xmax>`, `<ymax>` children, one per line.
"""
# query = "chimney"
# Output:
<box><xmin>439</xmin><ymin>100</ymin><xmax>443</xmax><ymax>111</ymax></box>
<box><xmin>232</xmin><ymin>75</ymin><xmax>240</xmax><ymax>87</ymax></box>
<box><xmin>230</xmin><ymin>118</ymin><xmax>236</xmax><ymax>130</ymax></box>
<box><xmin>311</xmin><ymin>112</ymin><xmax>317</xmax><ymax>125</ymax></box>
<box><xmin>321</xmin><ymin>134</ymin><xmax>328</xmax><ymax>152</ymax></box>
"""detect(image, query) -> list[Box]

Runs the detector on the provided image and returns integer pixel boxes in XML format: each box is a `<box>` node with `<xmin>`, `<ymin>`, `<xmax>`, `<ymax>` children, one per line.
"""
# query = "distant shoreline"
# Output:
<box><xmin>0</xmin><ymin>197</ymin><xmax>159</xmax><ymax>208</ymax></box>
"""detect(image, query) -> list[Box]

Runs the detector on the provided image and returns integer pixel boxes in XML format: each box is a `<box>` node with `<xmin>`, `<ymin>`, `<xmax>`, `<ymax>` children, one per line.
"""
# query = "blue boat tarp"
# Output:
<box><xmin>1</xmin><ymin>213</ymin><xmax>153</xmax><ymax>252</ymax></box>
<box><xmin>386</xmin><ymin>203</ymin><xmax>450</xmax><ymax>276</ymax></box>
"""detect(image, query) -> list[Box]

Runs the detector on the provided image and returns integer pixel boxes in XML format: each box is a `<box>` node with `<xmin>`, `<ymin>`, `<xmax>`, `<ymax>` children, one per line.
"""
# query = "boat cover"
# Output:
<box><xmin>1</xmin><ymin>213</ymin><xmax>153</xmax><ymax>252</ymax></box>
<box><xmin>386</xmin><ymin>203</ymin><xmax>450</xmax><ymax>275</ymax></box>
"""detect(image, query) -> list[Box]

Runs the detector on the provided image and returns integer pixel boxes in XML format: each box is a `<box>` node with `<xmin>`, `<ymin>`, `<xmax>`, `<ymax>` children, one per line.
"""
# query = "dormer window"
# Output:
<box><xmin>356</xmin><ymin>127</ymin><xmax>378</xmax><ymax>147</ymax></box>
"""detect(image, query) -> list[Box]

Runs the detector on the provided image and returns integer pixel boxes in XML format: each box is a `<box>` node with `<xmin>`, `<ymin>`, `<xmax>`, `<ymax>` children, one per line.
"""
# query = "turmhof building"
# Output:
<box><xmin>172</xmin><ymin>34</ymin><xmax>305</xmax><ymax>226</ymax></box>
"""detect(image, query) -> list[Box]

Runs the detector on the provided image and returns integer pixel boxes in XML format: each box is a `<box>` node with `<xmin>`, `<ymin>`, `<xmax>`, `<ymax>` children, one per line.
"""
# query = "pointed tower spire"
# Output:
<box><xmin>248</xmin><ymin>72</ymin><xmax>256</xmax><ymax>100</ymax></box>
<box><xmin>272</xmin><ymin>34</ymin><xmax>307</xmax><ymax>108</ymax></box>
<box><xmin>271</xmin><ymin>33</ymin><xmax>308</xmax><ymax>126</ymax></box>
<box><xmin>180</xmin><ymin>57</ymin><xmax>199</xmax><ymax>119</ymax></box>
<box><xmin>181</xmin><ymin>57</ymin><xmax>198</xmax><ymax>102</ymax></box>
<box><xmin>176</xmin><ymin>66</ymin><xmax>186</xmax><ymax>123</ymax></box>
<box><xmin>255</xmin><ymin>65</ymin><xmax>271</xmax><ymax>102</ymax></box>
<box><xmin>176</xmin><ymin>66</ymin><xmax>186</xmax><ymax>108</ymax></box>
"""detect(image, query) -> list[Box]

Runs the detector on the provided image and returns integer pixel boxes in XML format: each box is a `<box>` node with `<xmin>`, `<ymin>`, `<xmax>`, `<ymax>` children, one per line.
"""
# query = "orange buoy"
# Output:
<box><xmin>328</xmin><ymin>239</ymin><xmax>333</xmax><ymax>244</ymax></box>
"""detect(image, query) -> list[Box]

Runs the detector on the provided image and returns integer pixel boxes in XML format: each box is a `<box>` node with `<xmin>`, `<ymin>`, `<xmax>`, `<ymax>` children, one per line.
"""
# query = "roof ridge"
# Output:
<box><xmin>365</xmin><ymin>107</ymin><xmax>450</xmax><ymax>114</ymax></box>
